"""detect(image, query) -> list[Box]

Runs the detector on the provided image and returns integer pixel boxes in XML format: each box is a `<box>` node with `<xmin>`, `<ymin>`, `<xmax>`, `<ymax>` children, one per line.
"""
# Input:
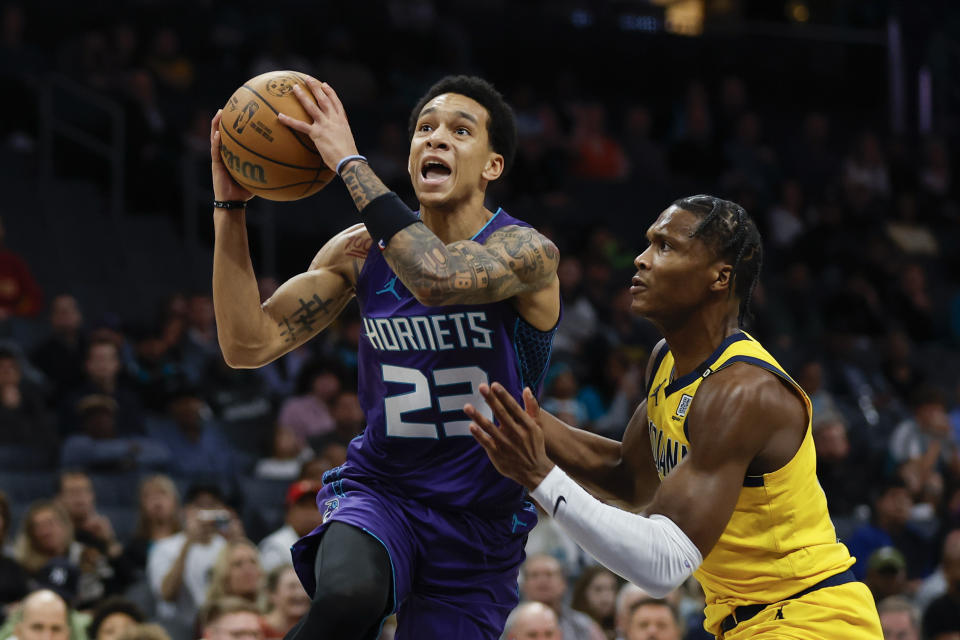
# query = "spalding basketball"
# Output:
<box><xmin>218</xmin><ymin>70</ymin><xmax>335</xmax><ymax>201</ymax></box>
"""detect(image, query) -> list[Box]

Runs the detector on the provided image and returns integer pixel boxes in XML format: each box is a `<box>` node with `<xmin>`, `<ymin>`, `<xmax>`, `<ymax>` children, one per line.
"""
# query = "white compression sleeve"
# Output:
<box><xmin>530</xmin><ymin>466</ymin><xmax>702</xmax><ymax>597</ymax></box>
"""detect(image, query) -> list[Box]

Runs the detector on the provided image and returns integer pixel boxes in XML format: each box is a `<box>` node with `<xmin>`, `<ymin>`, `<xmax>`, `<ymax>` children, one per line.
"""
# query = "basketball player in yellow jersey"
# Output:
<box><xmin>465</xmin><ymin>195</ymin><xmax>883</xmax><ymax>638</ymax></box>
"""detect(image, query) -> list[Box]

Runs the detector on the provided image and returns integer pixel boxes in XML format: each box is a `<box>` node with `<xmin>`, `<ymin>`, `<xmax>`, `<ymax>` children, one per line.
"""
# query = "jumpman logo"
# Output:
<box><xmin>650</xmin><ymin>380</ymin><xmax>664</xmax><ymax>407</ymax></box>
<box><xmin>376</xmin><ymin>276</ymin><xmax>402</xmax><ymax>300</ymax></box>
<box><xmin>511</xmin><ymin>514</ymin><xmax>529</xmax><ymax>533</ymax></box>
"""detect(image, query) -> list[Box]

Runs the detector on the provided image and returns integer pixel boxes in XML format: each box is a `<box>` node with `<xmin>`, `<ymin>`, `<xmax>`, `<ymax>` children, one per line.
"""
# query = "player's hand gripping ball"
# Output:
<box><xmin>218</xmin><ymin>70</ymin><xmax>335</xmax><ymax>201</ymax></box>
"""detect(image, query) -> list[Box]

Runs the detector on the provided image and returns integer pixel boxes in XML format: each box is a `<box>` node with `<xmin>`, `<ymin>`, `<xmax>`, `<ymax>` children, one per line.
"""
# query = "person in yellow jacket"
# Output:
<box><xmin>465</xmin><ymin>195</ymin><xmax>883</xmax><ymax>639</ymax></box>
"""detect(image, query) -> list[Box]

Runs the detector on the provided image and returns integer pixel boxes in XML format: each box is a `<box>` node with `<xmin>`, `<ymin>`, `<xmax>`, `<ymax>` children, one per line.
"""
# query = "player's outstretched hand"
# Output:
<box><xmin>277</xmin><ymin>79</ymin><xmax>359</xmax><ymax>172</ymax></box>
<box><xmin>211</xmin><ymin>110</ymin><xmax>254</xmax><ymax>203</ymax></box>
<box><xmin>465</xmin><ymin>383</ymin><xmax>555</xmax><ymax>491</ymax></box>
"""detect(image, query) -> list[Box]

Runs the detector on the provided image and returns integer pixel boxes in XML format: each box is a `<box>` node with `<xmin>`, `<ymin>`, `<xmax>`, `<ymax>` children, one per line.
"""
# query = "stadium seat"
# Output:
<box><xmin>0</xmin><ymin>471</ymin><xmax>58</xmax><ymax>504</ymax></box>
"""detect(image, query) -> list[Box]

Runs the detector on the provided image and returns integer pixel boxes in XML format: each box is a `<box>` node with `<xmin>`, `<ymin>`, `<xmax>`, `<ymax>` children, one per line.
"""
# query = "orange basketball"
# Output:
<box><xmin>218</xmin><ymin>70</ymin><xmax>335</xmax><ymax>201</ymax></box>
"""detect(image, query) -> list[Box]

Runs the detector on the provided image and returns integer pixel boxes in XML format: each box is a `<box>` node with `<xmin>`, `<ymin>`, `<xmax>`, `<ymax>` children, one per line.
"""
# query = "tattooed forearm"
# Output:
<box><xmin>382</xmin><ymin>223</ymin><xmax>558</xmax><ymax>306</ymax></box>
<box><xmin>276</xmin><ymin>293</ymin><xmax>338</xmax><ymax>343</ymax></box>
<box><xmin>340</xmin><ymin>162</ymin><xmax>390</xmax><ymax>211</ymax></box>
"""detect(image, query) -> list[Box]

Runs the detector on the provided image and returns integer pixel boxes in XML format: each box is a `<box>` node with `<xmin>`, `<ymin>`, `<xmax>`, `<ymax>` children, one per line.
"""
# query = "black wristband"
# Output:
<box><xmin>213</xmin><ymin>200</ymin><xmax>248</xmax><ymax>209</ymax></box>
<box><xmin>360</xmin><ymin>192</ymin><xmax>419</xmax><ymax>249</ymax></box>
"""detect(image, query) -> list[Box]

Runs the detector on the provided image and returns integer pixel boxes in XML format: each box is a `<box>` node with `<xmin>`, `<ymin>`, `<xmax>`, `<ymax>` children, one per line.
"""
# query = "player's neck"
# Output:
<box><xmin>420</xmin><ymin>196</ymin><xmax>494</xmax><ymax>244</ymax></box>
<box><xmin>663</xmin><ymin>312</ymin><xmax>741</xmax><ymax>380</ymax></box>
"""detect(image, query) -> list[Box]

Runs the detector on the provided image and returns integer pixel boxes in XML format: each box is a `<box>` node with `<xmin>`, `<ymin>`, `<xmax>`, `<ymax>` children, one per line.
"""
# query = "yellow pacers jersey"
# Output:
<box><xmin>646</xmin><ymin>331</ymin><xmax>855</xmax><ymax>635</ymax></box>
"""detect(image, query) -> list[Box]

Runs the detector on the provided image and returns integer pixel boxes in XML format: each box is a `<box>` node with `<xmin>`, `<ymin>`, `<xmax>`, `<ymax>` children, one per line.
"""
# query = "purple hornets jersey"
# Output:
<box><xmin>340</xmin><ymin>208</ymin><xmax>556</xmax><ymax>514</ymax></box>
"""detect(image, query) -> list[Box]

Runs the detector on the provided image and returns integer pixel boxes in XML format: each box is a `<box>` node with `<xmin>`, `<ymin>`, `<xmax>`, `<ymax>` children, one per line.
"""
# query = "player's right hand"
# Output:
<box><xmin>211</xmin><ymin>110</ymin><xmax>254</xmax><ymax>203</ymax></box>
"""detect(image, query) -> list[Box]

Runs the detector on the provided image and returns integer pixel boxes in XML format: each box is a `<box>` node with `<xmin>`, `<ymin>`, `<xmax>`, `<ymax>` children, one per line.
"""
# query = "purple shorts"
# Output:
<box><xmin>291</xmin><ymin>474</ymin><xmax>537</xmax><ymax>639</ymax></box>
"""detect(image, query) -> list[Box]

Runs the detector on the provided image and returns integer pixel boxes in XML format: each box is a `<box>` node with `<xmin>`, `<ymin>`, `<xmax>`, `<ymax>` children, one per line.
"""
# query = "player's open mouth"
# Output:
<box><xmin>421</xmin><ymin>159</ymin><xmax>452</xmax><ymax>185</ymax></box>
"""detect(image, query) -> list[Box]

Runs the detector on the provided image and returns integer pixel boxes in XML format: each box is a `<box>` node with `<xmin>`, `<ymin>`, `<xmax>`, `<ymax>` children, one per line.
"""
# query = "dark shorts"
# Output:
<box><xmin>291</xmin><ymin>475</ymin><xmax>537</xmax><ymax>639</ymax></box>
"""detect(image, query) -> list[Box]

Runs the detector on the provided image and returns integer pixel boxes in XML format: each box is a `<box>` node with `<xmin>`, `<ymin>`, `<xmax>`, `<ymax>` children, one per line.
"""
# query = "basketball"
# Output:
<box><xmin>218</xmin><ymin>70</ymin><xmax>335</xmax><ymax>201</ymax></box>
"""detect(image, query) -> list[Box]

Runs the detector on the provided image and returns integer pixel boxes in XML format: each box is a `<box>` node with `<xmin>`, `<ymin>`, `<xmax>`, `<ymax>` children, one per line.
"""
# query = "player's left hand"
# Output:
<box><xmin>278</xmin><ymin>79</ymin><xmax>359</xmax><ymax>172</ymax></box>
<box><xmin>465</xmin><ymin>383</ymin><xmax>555</xmax><ymax>491</ymax></box>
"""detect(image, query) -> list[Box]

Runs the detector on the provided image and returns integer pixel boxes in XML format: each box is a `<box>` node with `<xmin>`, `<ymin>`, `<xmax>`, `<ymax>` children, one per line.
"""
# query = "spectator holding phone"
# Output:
<box><xmin>146</xmin><ymin>485</ymin><xmax>243</xmax><ymax>640</ymax></box>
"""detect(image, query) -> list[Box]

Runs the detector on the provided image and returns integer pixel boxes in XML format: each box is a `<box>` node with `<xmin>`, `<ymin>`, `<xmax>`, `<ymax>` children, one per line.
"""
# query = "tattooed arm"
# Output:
<box><xmin>336</xmin><ymin>161</ymin><xmax>559</xmax><ymax>312</ymax></box>
<box><xmin>212</xmin><ymin>217</ymin><xmax>368</xmax><ymax>368</ymax></box>
<box><xmin>384</xmin><ymin>223</ymin><xmax>558</xmax><ymax>306</ymax></box>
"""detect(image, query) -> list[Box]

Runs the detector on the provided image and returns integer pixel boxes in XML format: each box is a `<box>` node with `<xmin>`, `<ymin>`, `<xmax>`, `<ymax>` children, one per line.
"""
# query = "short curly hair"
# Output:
<box><xmin>408</xmin><ymin>75</ymin><xmax>518</xmax><ymax>175</ymax></box>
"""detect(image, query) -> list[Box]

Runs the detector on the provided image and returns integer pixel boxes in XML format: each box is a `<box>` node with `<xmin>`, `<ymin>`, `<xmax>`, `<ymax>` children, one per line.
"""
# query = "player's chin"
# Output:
<box><xmin>629</xmin><ymin>296</ymin><xmax>652</xmax><ymax>316</ymax></box>
<box><xmin>415</xmin><ymin>186</ymin><xmax>457</xmax><ymax>209</ymax></box>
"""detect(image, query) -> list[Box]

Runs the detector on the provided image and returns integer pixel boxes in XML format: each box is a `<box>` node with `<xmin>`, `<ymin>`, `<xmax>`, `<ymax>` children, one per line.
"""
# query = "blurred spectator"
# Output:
<box><xmin>258</xmin><ymin>481</ymin><xmax>322</xmax><ymax>572</ymax></box>
<box><xmin>669</xmin><ymin>81</ymin><xmax>717</xmax><ymax>182</ymax></box>
<box><xmin>571</xmin><ymin>566</ymin><xmax>620</xmax><ymax>640</ymax></box>
<box><xmin>121</xmin><ymin>475</ymin><xmax>182</xmax><ymax>578</ymax></box>
<box><xmin>204</xmin><ymin>541</ymin><xmax>262</xmax><ymax>605</ymax></box>
<box><xmin>145</xmin><ymin>28</ymin><xmax>193</xmax><ymax>92</ymax></box>
<box><xmin>570</xmin><ymin>103</ymin><xmax>628</xmax><ymax>181</ymax></box>
<box><xmin>86</xmin><ymin>598</ymin><xmax>144</xmax><ymax>640</ymax></box>
<box><xmin>889</xmin><ymin>385</ymin><xmax>956</xmax><ymax>503</ymax></box>
<box><xmin>145</xmin><ymin>388</ymin><xmax>241</xmax><ymax>478</ymax></box>
<box><xmin>579</xmin><ymin>348</ymin><xmax>644</xmax><ymax>439</ymax></box>
<box><xmin>876</xmin><ymin>595</ymin><xmax>919</xmax><ymax>640</ymax></box>
<box><xmin>60</xmin><ymin>395</ymin><xmax>170</xmax><ymax>472</ymax></box>
<box><xmin>846</xmin><ymin>478</ymin><xmax>935</xmax><ymax>583</ymax></box>
<box><xmin>915</xmin><ymin>531</ymin><xmax>960</xmax><ymax>617</ymax></box>
<box><xmin>62</xmin><ymin>338</ymin><xmax>145</xmax><ymax>436</ymax></box>
<box><xmin>57</xmin><ymin>472</ymin><xmax>121</xmax><ymax>559</ymax></box>
<box><xmin>0</xmin><ymin>490</ymin><xmax>28</xmax><ymax>620</ymax></box>
<box><xmin>887</xmin><ymin>263</ymin><xmax>940</xmax><ymax>342</ymax></box>
<box><xmin>541</xmin><ymin>362</ymin><xmax>589</xmax><ymax>427</ymax></box>
<box><xmin>181</xmin><ymin>295</ymin><xmax>219</xmax><ymax>386</ymax></box>
<box><xmin>766</xmin><ymin>179</ymin><xmax>808</xmax><ymax>250</ymax></box>
<box><xmin>812</xmin><ymin>407</ymin><xmax>870</xmax><ymax>518</ymax></box>
<box><xmin>0</xmin><ymin>346</ymin><xmax>56</xmax><ymax>448</ymax></box>
<box><xmin>128</xmin><ymin>324</ymin><xmax>185</xmax><ymax>413</ymax></box>
<box><xmin>623</xmin><ymin>105</ymin><xmax>667</xmax><ymax>184</ymax></box>
<box><xmin>277</xmin><ymin>359</ymin><xmax>344</xmax><ymax>442</ymax></box>
<box><xmin>328</xmin><ymin>390</ymin><xmax>365</xmax><ymax>442</ymax></box>
<box><xmin>0</xmin><ymin>217</ymin><xmax>42</xmax><ymax>319</ymax></box>
<box><xmin>55</xmin><ymin>471</ymin><xmax>123</xmax><ymax>605</ymax></box>
<box><xmin>147</xmin><ymin>485</ymin><xmax>239</xmax><ymax>640</ymax></box>
<box><xmin>520</xmin><ymin>554</ymin><xmax>604</xmax><ymax>640</ymax></box>
<box><xmin>622</xmin><ymin>598</ymin><xmax>682</xmax><ymax>640</ymax></box>
<box><xmin>885</xmin><ymin>194</ymin><xmax>938</xmax><ymax>258</ymax></box>
<box><xmin>922</xmin><ymin>531</ymin><xmax>960</xmax><ymax>639</ymax></box>
<box><xmin>254</xmin><ymin>346</ymin><xmax>311</xmax><ymax>403</ymax></box>
<box><xmin>881</xmin><ymin>331</ymin><xmax>923</xmax><ymax>402</ymax></box>
<box><xmin>13</xmin><ymin>502</ymin><xmax>80</xmax><ymax>604</ymax></box>
<box><xmin>843</xmin><ymin>131</ymin><xmax>891</xmax><ymax>204</ymax></box>
<box><xmin>864</xmin><ymin>547</ymin><xmax>909</xmax><ymax>603</ymax></box>
<box><xmin>788</xmin><ymin>112</ymin><xmax>838</xmax><ymax>199</ymax></box>
<box><xmin>260</xmin><ymin>566</ymin><xmax>308</xmax><ymax>639</ymax></box>
<box><xmin>30</xmin><ymin>295</ymin><xmax>86</xmax><ymax>399</ymax></box>
<box><xmin>199</xmin><ymin>597</ymin><xmax>262</xmax><ymax>640</ymax></box>
<box><xmin>254</xmin><ymin>426</ymin><xmax>313</xmax><ymax>481</ymax></box>
<box><xmin>552</xmin><ymin>257</ymin><xmax>599</xmax><ymax>361</ymax></box>
<box><xmin>9</xmin><ymin>590</ymin><xmax>69</xmax><ymax>640</ymax></box>
<box><xmin>202</xmin><ymin>357</ymin><xmax>273</xmax><ymax>458</ymax></box>
<box><xmin>723</xmin><ymin>111</ymin><xmax>777</xmax><ymax>201</ymax></box>
<box><xmin>502</xmin><ymin>601</ymin><xmax>561</xmax><ymax>640</ymax></box>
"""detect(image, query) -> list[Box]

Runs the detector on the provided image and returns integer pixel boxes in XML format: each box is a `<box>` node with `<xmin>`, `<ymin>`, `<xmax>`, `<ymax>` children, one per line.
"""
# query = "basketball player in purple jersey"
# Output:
<box><xmin>209</xmin><ymin>76</ymin><xmax>560</xmax><ymax>639</ymax></box>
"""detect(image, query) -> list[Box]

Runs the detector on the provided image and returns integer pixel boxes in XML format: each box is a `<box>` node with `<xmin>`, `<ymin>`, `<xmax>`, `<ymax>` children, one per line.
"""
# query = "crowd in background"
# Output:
<box><xmin>1</xmin><ymin>1</ymin><xmax>960</xmax><ymax>640</ymax></box>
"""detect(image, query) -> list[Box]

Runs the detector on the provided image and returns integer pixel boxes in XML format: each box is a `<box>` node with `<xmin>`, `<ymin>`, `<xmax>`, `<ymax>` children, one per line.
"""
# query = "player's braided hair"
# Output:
<box><xmin>674</xmin><ymin>195</ymin><xmax>763</xmax><ymax>327</ymax></box>
<box><xmin>408</xmin><ymin>75</ymin><xmax>518</xmax><ymax>175</ymax></box>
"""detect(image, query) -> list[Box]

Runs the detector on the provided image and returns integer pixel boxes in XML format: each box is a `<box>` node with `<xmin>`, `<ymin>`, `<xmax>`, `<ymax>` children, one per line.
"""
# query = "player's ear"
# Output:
<box><xmin>482</xmin><ymin>152</ymin><xmax>504</xmax><ymax>182</ymax></box>
<box><xmin>711</xmin><ymin>264</ymin><xmax>733</xmax><ymax>292</ymax></box>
